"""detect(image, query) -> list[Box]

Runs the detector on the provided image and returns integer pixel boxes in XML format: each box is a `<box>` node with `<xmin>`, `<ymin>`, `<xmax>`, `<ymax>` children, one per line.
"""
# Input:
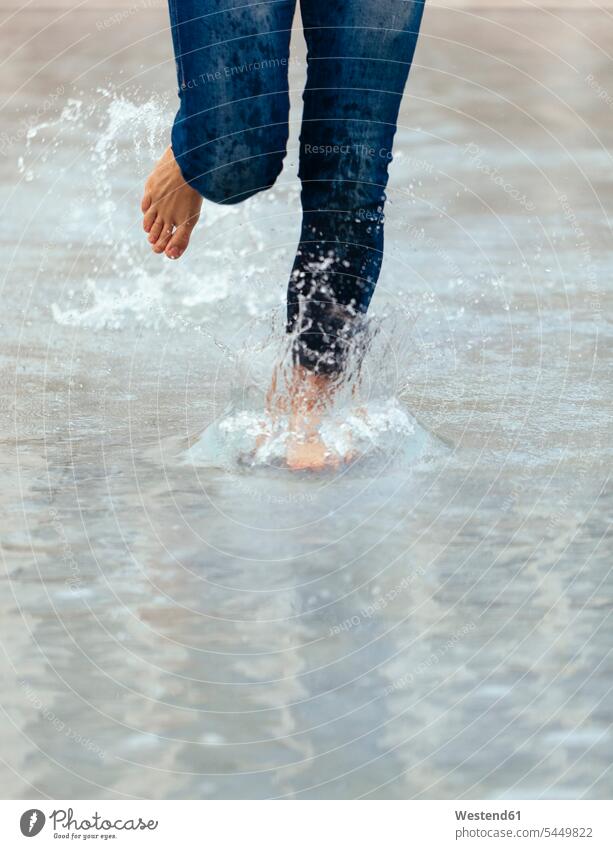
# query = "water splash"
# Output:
<box><xmin>185</xmin><ymin>397</ymin><xmax>429</xmax><ymax>471</ymax></box>
<box><xmin>22</xmin><ymin>87</ymin><xmax>291</xmax><ymax>333</ymax></box>
<box><xmin>185</xmin><ymin>314</ymin><xmax>438</xmax><ymax>471</ymax></box>
<box><xmin>19</xmin><ymin>86</ymin><xmax>448</xmax><ymax>469</ymax></box>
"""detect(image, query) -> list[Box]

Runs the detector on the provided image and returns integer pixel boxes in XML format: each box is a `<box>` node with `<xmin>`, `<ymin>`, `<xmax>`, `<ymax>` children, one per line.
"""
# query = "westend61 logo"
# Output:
<box><xmin>19</xmin><ymin>808</ymin><xmax>158</xmax><ymax>838</ymax></box>
<box><xmin>20</xmin><ymin>810</ymin><xmax>46</xmax><ymax>837</ymax></box>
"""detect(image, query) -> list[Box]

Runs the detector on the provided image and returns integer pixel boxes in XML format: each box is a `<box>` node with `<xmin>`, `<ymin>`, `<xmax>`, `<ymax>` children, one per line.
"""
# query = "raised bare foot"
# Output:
<box><xmin>141</xmin><ymin>146</ymin><xmax>202</xmax><ymax>259</ymax></box>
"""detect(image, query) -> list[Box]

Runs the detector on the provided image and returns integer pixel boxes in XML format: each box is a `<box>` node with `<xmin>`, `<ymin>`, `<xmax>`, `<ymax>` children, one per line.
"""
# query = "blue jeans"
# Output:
<box><xmin>169</xmin><ymin>0</ymin><xmax>425</xmax><ymax>373</ymax></box>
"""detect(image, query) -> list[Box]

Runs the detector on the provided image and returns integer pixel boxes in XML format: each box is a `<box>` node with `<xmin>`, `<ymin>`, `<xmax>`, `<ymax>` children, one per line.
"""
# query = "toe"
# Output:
<box><xmin>143</xmin><ymin>209</ymin><xmax>157</xmax><ymax>233</ymax></box>
<box><xmin>141</xmin><ymin>191</ymin><xmax>152</xmax><ymax>214</ymax></box>
<box><xmin>148</xmin><ymin>217</ymin><xmax>165</xmax><ymax>244</ymax></box>
<box><xmin>153</xmin><ymin>225</ymin><xmax>174</xmax><ymax>254</ymax></box>
<box><xmin>165</xmin><ymin>220</ymin><xmax>195</xmax><ymax>259</ymax></box>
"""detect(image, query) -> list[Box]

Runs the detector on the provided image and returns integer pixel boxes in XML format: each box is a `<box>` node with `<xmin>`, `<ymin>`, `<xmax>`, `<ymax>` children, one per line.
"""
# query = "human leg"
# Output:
<box><xmin>142</xmin><ymin>0</ymin><xmax>296</xmax><ymax>256</ymax></box>
<box><xmin>288</xmin><ymin>0</ymin><xmax>426</xmax><ymax>372</ymax></box>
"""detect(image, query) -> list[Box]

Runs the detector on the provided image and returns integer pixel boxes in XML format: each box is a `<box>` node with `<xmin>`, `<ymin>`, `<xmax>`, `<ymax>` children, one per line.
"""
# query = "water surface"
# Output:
<box><xmin>1</xmin><ymin>6</ymin><xmax>612</xmax><ymax>799</ymax></box>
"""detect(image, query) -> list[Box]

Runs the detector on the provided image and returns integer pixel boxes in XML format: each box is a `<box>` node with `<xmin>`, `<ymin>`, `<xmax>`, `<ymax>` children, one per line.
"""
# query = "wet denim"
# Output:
<box><xmin>169</xmin><ymin>0</ymin><xmax>425</xmax><ymax>373</ymax></box>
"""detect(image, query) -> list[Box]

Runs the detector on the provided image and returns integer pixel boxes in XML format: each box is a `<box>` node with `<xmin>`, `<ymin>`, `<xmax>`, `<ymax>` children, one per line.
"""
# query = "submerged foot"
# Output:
<box><xmin>141</xmin><ymin>146</ymin><xmax>202</xmax><ymax>259</ymax></box>
<box><xmin>286</xmin><ymin>436</ymin><xmax>331</xmax><ymax>472</ymax></box>
<box><xmin>285</xmin><ymin>366</ymin><xmax>336</xmax><ymax>471</ymax></box>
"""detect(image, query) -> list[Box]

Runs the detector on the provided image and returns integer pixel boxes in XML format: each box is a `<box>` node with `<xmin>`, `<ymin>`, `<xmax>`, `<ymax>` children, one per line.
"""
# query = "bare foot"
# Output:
<box><xmin>286</xmin><ymin>366</ymin><xmax>336</xmax><ymax>471</ymax></box>
<box><xmin>141</xmin><ymin>146</ymin><xmax>202</xmax><ymax>259</ymax></box>
<box><xmin>286</xmin><ymin>438</ymin><xmax>330</xmax><ymax>471</ymax></box>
